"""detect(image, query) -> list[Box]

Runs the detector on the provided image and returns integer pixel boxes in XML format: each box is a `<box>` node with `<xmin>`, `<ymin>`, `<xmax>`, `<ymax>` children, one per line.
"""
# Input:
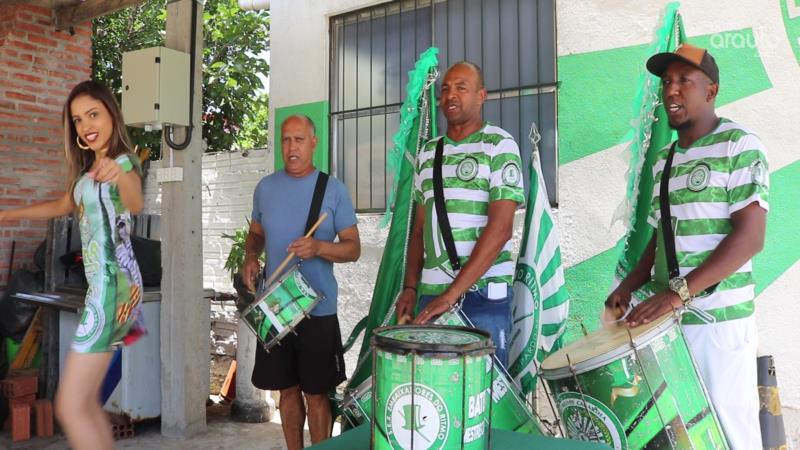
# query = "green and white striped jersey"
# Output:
<box><xmin>413</xmin><ymin>123</ymin><xmax>525</xmax><ymax>296</ymax></box>
<box><xmin>648</xmin><ymin>118</ymin><xmax>769</xmax><ymax>324</ymax></box>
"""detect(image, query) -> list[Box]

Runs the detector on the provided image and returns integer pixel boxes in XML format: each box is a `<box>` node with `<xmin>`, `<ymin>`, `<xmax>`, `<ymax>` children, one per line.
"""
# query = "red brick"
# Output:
<box><xmin>5</xmin><ymin>91</ymin><xmax>35</xmax><ymax>102</ymax></box>
<box><xmin>0</xmin><ymin>375</ymin><xmax>38</xmax><ymax>397</ymax></box>
<box><xmin>8</xmin><ymin>393</ymin><xmax>35</xmax><ymax>408</ymax></box>
<box><xmin>34</xmin><ymin>399</ymin><xmax>54</xmax><ymax>437</ymax></box>
<box><xmin>14</xmin><ymin>73</ymin><xmax>42</xmax><ymax>84</ymax></box>
<box><xmin>27</xmin><ymin>34</ymin><xmax>57</xmax><ymax>47</ymax></box>
<box><xmin>10</xmin><ymin>403</ymin><xmax>31</xmax><ymax>442</ymax></box>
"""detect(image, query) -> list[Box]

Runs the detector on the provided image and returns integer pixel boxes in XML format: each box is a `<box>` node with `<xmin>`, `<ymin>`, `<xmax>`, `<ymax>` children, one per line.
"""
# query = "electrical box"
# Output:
<box><xmin>121</xmin><ymin>47</ymin><xmax>190</xmax><ymax>130</ymax></box>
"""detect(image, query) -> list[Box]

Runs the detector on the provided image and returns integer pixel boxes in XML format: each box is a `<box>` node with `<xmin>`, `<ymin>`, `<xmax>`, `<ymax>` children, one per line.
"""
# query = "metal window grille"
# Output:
<box><xmin>330</xmin><ymin>0</ymin><xmax>558</xmax><ymax>212</ymax></box>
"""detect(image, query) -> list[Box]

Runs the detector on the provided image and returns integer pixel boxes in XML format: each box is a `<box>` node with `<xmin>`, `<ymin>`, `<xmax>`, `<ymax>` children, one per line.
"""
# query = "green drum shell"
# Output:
<box><xmin>435</xmin><ymin>309</ymin><xmax>546</xmax><ymax>436</ymax></box>
<box><xmin>541</xmin><ymin>316</ymin><xmax>728</xmax><ymax>450</ymax></box>
<box><xmin>241</xmin><ymin>265</ymin><xmax>323</xmax><ymax>352</ymax></box>
<box><xmin>371</xmin><ymin>325</ymin><xmax>494</xmax><ymax>450</ymax></box>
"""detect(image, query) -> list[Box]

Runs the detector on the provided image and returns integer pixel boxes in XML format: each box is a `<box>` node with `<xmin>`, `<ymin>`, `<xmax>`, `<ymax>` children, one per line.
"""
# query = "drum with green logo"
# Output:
<box><xmin>434</xmin><ymin>308</ymin><xmax>547</xmax><ymax>435</ymax></box>
<box><xmin>371</xmin><ymin>325</ymin><xmax>494</xmax><ymax>449</ymax></box>
<box><xmin>241</xmin><ymin>265</ymin><xmax>323</xmax><ymax>352</ymax></box>
<box><xmin>541</xmin><ymin>313</ymin><xmax>728</xmax><ymax>450</ymax></box>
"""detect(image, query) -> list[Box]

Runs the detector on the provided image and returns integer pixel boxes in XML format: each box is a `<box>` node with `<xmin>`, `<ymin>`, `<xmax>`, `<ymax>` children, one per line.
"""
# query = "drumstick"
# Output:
<box><xmin>264</xmin><ymin>212</ymin><xmax>329</xmax><ymax>287</ymax></box>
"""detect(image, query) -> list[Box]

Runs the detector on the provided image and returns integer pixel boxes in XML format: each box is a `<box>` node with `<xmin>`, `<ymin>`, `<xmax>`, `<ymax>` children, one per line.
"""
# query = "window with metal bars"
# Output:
<box><xmin>330</xmin><ymin>0</ymin><xmax>557</xmax><ymax>212</ymax></box>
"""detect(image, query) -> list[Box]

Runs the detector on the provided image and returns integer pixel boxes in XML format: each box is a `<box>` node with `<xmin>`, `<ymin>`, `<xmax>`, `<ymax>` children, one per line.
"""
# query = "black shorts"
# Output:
<box><xmin>251</xmin><ymin>314</ymin><xmax>346</xmax><ymax>395</ymax></box>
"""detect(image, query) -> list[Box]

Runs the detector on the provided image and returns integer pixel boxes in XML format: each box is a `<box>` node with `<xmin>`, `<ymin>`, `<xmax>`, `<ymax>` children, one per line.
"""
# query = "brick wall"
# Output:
<box><xmin>0</xmin><ymin>5</ymin><xmax>92</xmax><ymax>287</ymax></box>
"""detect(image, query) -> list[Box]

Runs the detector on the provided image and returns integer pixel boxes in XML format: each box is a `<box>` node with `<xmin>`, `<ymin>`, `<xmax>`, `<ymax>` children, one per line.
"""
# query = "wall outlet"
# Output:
<box><xmin>156</xmin><ymin>167</ymin><xmax>183</xmax><ymax>183</ymax></box>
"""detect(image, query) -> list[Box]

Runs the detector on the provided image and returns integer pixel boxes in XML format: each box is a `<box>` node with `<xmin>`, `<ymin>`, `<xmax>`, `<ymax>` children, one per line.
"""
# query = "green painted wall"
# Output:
<box><xmin>782</xmin><ymin>0</ymin><xmax>800</xmax><ymax>65</ymax></box>
<box><xmin>274</xmin><ymin>101</ymin><xmax>330</xmax><ymax>173</ymax></box>
<box><xmin>557</xmin><ymin>28</ymin><xmax>773</xmax><ymax>165</ymax></box>
<box><xmin>562</xmin><ymin>161</ymin><xmax>800</xmax><ymax>344</ymax></box>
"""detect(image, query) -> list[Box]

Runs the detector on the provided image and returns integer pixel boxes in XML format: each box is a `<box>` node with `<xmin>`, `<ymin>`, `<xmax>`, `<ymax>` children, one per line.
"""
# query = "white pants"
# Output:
<box><xmin>682</xmin><ymin>316</ymin><xmax>761</xmax><ymax>450</ymax></box>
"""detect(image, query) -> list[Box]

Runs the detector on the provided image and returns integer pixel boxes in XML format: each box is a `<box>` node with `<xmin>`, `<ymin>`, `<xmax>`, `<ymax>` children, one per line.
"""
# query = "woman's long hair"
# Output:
<box><xmin>62</xmin><ymin>80</ymin><xmax>137</xmax><ymax>184</ymax></box>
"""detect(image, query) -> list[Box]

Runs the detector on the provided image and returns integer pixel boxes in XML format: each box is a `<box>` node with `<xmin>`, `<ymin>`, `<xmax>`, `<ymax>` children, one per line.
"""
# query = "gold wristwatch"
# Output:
<box><xmin>668</xmin><ymin>276</ymin><xmax>691</xmax><ymax>304</ymax></box>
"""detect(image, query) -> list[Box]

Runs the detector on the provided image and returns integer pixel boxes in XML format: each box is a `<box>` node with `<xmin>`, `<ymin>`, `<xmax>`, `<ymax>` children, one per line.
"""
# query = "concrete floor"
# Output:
<box><xmin>0</xmin><ymin>403</ymin><xmax>328</xmax><ymax>450</ymax></box>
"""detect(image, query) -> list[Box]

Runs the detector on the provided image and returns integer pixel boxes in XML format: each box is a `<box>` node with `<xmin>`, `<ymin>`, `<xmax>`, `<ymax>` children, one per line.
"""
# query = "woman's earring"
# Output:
<box><xmin>76</xmin><ymin>135</ymin><xmax>90</xmax><ymax>150</ymax></box>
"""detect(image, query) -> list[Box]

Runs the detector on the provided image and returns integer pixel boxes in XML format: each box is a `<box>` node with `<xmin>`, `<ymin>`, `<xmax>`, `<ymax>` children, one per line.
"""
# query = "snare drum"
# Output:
<box><xmin>372</xmin><ymin>325</ymin><xmax>494</xmax><ymax>449</ymax></box>
<box><xmin>241</xmin><ymin>265</ymin><xmax>323</xmax><ymax>352</ymax></box>
<box><xmin>342</xmin><ymin>377</ymin><xmax>373</xmax><ymax>427</ymax></box>
<box><xmin>541</xmin><ymin>313</ymin><xmax>728</xmax><ymax>450</ymax></box>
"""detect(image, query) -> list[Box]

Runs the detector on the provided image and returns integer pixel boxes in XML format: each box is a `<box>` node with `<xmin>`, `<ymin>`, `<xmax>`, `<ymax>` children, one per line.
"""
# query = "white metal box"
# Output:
<box><xmin>121</xmin><ymin>47</ymin><xmax>190</xmax><ymax>129</ymax></box>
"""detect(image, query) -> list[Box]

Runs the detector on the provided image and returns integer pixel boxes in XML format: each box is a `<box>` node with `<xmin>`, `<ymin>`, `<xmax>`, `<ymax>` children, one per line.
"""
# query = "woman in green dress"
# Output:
<box><xmin>0</xmin><ymin>80</ymin><xmax>146</xmax><ymax>450</ymax></box>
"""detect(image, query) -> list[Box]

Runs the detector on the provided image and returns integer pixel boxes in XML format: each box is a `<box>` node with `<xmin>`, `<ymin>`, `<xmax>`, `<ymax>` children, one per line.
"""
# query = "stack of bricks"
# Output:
<box><xmin>0</xmin><ymin>3</ymin><xmax>92</xmax><ymax>288</ymax></box>
<box><xmin>0</xmin><ymin>373</ymin><xmax>54</xmax><ymax>441</ymax></box>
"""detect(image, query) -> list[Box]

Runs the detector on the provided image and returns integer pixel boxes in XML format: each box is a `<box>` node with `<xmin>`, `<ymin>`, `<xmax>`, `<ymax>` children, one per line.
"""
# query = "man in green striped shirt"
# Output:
<box><xmin>396</xmin><ymin>61</ymin><xmax>525</xmax><ymax>366</ymax></box>
<box><xmin>607</xmin><ymin>44</ymin><xmax>767</xmax><ymax>449</ymax></box>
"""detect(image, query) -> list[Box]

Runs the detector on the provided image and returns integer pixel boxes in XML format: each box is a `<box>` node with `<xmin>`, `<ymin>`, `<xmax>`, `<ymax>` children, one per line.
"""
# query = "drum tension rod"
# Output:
<box><xmin>566</xmin><ymin>353</ymin><xmax>606</xmax><ymax>443</ymax></box>
<box><xmin>625</xmin><ymin>327</ymin><xmax>678</xmax><ymax>448</ymax></box>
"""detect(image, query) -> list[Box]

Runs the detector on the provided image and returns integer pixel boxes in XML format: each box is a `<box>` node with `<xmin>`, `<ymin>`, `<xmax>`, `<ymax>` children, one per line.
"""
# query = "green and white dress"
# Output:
<box><xmin>71</xmin><ymin>154</ymin><xmax>146</xmax><ymax>353</ymax></box>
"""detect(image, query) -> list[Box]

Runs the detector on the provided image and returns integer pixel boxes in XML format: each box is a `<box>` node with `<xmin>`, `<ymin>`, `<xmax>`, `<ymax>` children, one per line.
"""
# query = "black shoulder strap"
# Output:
<box><xmin>305</xmin><ymin>171</ymin><xmax>329</xmax><ymax>235</ymax></box>
<box><xmin>433</xmin><ymin>137</ymin><xmax>461</xmax><ymax>271</ymax></box>
<box><xmin>660</xmin><ymin>142</ymin><xmax>680</xmax><ymax>279</ymax></box>
<box><xmin>659</xmin><ymin>143</ymin><xmax>718</xmax><ymax>294</ymax></box>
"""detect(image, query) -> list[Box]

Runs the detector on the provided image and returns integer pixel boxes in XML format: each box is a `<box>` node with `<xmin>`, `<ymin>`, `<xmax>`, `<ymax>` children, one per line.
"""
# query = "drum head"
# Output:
<box><xmin>372</xmin><ymin>325</ymin><xmax>493</xmax><ymax>355</ymax></box>
<box><xmin>541</xmin><ymin>312</ymin><xmax>678</xmax><ymax>378</ymax></box>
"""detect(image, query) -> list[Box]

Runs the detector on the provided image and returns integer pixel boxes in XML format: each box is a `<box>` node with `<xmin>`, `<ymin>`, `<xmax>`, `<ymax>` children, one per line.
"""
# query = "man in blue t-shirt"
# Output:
<box><xmin>242</xmin><ymin>115</ymin><xmax>360</xmax><ymax>450</ymax></box>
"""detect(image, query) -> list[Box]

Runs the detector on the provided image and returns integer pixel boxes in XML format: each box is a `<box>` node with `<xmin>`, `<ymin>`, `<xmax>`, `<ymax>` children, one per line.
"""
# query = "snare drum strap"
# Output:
<box><xmin>433</xmin><ymin>137</ymin><xmax>462</xmax><ymax>272</ymax></box>
<box><xmin>659</xmin><ymin>142</ymin><xmax>718</xmax><ymax>295</ymax></box>
<box><xmin>659</xmin><ymin>142</ymin><xmax>680</xmax><ymax>280</ymax></box>
<box><xmin>305</xmin><ymin>171</ymin><xmax>330</xmax><ymax>236</ymax></box>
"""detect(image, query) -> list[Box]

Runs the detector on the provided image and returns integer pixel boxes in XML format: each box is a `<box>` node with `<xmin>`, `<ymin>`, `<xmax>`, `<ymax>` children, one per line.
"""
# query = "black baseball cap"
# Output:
<box><xmin>646</xmin><ymin>43</ymin><xmax>719</xmax><ymax>84</ymax></box>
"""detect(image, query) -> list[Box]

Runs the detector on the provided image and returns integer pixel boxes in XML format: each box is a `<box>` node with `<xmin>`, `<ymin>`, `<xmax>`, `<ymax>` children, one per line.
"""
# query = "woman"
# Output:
<box><xmin>0</xmin><ymin>80</ymin><xmax>146</xmax><ymax>449</ymax></box>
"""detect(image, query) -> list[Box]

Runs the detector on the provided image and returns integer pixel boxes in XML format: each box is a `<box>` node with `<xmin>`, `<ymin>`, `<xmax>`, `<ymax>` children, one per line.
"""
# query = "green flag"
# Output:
<box><xmin>347</xmin><ymin>48</ymin><xmax>439</xmax><ymax>389</ymax></box>
<box><xmin>614</xmin><ymin>2</ymin><xmax>685</xmax><ymax>298</ymax></box>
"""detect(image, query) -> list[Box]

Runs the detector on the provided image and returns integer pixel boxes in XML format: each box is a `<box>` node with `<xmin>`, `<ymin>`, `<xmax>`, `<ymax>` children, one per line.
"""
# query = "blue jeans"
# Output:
<box><xmin>418</xmin><ymin>285</ymin><xmax>513</xmax><ymax>367</ymax></box>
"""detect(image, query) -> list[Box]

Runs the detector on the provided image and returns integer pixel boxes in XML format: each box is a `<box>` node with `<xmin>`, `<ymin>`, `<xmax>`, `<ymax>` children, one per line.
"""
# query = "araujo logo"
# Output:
<box><xmin>456</xmin><ymin>157</ymin><xmax>479</xmax><ymax>181</ymax></box>
<box><xmin>385</xmin><ymin>383</ymin><xmax>449</xmax><ymax>450</ymax></box>
<box><xmin>558</xmin><ymin>392</ymin><xmax>627</xmax><ymax>450</ymax></box>
<box><xmin>686</xmin><ymin>164</ymin><xmax>711</xmax><ymax>192</ymax></box>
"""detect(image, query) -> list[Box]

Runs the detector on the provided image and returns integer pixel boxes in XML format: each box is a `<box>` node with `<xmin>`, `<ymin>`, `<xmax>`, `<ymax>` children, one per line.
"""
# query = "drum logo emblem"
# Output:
<box><xmin>385</xmin><ymin>383</ymin><xmax>449</xmax><ymax>450</ymax></box>
<box><xmin>558</xmin><ymin>392</ymin><xmax>628</xmax><ymax>450</ymax></box>
<box><xmin>74</xmin><ymin>300</ymin><xmax>104</xmax><ymax>347</ymax></box>
<box><xmin>292</xmin><ymin>270</ymin><xmax>317</xmax><ymax>299</ymax></box>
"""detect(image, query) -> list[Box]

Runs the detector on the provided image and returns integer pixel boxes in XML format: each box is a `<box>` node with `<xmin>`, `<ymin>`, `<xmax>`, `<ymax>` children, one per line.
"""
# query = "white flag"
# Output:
<box><xmin>508</xmin><ymin>124</ymin><xmax>570</xmax><ymax>394</ymax></box>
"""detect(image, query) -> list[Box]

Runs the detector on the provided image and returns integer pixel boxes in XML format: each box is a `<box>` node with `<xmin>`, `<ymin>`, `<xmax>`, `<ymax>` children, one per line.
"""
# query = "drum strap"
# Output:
<box><xmin>305</xmin><ymin>171</ymin><xmax>329</xmax><ymax>236</ymax></box>
<box><xmin>659</xmin><ymin>142</ymin><xmax>717</xmax><ymax>294</ymax></box>
<box><xmin>433</xmin><ymin>137</ymin><xmax>462</xmax><ymax>272</ymax></box>
<box><xmin>659</xmin><ymin>142</ymin><xmax>680</xmax><ymax>279</ymax></box>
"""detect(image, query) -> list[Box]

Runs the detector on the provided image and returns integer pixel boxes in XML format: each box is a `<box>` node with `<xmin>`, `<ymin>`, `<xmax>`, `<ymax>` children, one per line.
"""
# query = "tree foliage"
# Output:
<box><xmin>92</xmin><ymin>0</ymin><xmax>269</xmax><ymax>155</ymax></box>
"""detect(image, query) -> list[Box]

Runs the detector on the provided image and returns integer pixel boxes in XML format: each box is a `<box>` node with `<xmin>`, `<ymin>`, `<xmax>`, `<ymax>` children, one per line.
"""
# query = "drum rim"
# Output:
<box><xmin>344</xmin><ymin>375</ymin><xmax>372</xmax><ymax>403</ymax></box>
<box><xmin>372</xmin><ymin>324</ymin><xmax>494</xmax><ymax>354</ymax></box>
<box><xmin>540</xmin><ymin>313</ymin><xmax>679</xmax><ymax>380</ymax></box>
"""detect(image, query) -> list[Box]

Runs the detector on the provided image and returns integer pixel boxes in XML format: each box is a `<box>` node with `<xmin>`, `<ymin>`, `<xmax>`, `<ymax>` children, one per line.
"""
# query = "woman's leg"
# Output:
<box><xmin>55</xmin><ymin>351</ymin><xmax>115</xmax><ymax>450</ymax></box>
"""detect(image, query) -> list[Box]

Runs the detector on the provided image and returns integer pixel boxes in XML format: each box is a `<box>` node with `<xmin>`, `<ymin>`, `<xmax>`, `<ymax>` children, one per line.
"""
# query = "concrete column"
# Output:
<box><xmin>160</xmin><ymin>0</ymin><xmax>208</xmax><ymax>438</ymax></box>
<box><xmin>231</xmin><ymin>322</ymin><xmax>273</xmax><ymax>422</ymax></box>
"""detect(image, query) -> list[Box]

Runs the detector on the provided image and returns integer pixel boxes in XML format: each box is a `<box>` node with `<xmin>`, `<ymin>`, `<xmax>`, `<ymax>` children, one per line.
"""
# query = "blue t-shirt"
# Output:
<box><xmin>251</xmin><ymin>169</ymin><xmax>357</xmax><ymax>316</ymax></box>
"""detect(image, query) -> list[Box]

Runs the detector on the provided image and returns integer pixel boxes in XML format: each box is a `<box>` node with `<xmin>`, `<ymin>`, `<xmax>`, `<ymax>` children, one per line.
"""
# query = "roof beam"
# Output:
<box><xmin>54</xmin><ymin>0</ymin><xmax>146</xmax><ymax>30</ymax></box>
